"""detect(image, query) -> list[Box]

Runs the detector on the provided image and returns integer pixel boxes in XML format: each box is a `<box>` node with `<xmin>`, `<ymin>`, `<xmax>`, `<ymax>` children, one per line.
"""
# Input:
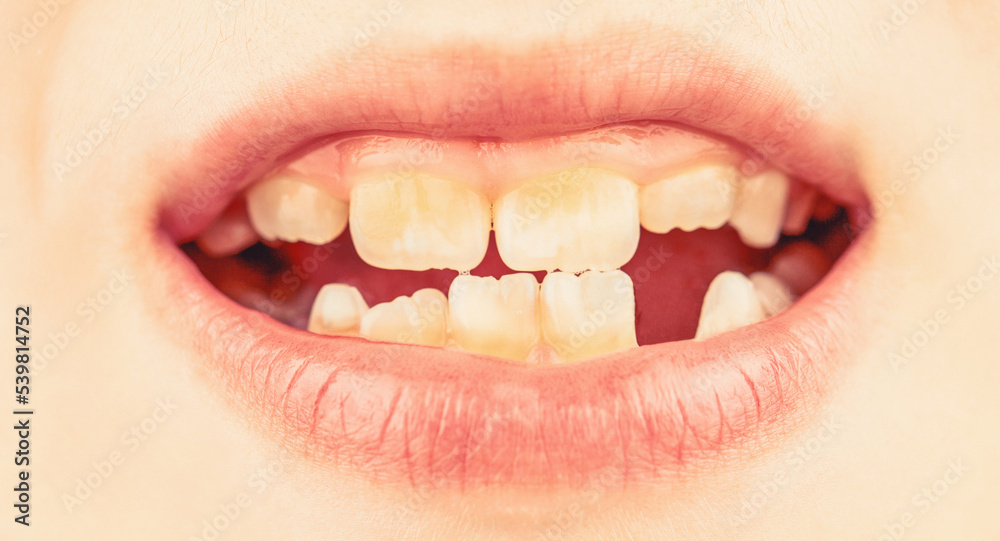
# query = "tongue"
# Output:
<box><xmin>190</xmin><ymin>226</ymin><xmax>770</xmax><ymax>345</ymax></box>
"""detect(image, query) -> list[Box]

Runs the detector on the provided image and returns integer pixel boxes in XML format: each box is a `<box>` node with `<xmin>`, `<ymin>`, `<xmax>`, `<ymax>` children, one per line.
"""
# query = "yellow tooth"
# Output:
<box><xmin>349</xmin><ymin>174</ymin><xmax>490</xmax><ymax>271</ymax></box>
<box><xmin>540</xmin><ymin>270</ymin><xmax>637</xmax><ymax>362</ymax></box>
<box><xmin>639</xmin><ymin>164</ymin><xmax>741</xmax><ymax>234</ymax></box>
<box><xmin>749</xmin><ymin>271</ymin><xmax>795</xmax><ymax>317</ymax></box>
<box><xmin>246</xmin><ymin>175</ymin><xmax>348</xmax><ymax>244</ymax></box>
<box><xmin>359</xmin><ymin>288</ymin><xmax>448</xmax><ymax>346</ymax></box>
<box><xmin>729</xmin><ymin>170</ymin><xmax>790</xmax><ymax>248</ymax></box>
<box><xmin>448</xmin><ymin>274</ymin><xmax>539</xmax><ymax>361</ymax></box>
<box><xmin>307</xmin><ymin>284</ymin><xmax>369</xmax><ymax>335</ymax></box>
<box><xmin>694</xmin><ymin>271</ymin><xmax>766</xmax><ymax>340</ymax></box>
<box><xmin>494</xmin><ymin>168</ymin><xmax>640</xmax><ymax>272</ymax></box>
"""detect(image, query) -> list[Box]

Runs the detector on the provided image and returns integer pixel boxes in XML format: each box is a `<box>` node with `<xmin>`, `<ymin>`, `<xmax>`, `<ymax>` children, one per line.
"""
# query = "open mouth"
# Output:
<box><xmin>142</xmin><ymin>40</ymin><xmax>872</xmax><ymax>489</ymax></box>
<box><xmin>184</xmin><ymin>123</ymin><xmax>851</xmax><ymax>362</ymax></box>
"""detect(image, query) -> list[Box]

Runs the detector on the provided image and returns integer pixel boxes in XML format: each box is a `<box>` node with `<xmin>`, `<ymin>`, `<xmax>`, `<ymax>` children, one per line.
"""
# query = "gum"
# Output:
<box><xmin>282</xmin><ymin>121</ymin><xmax>745</xmax><ymax>201</ymax></box>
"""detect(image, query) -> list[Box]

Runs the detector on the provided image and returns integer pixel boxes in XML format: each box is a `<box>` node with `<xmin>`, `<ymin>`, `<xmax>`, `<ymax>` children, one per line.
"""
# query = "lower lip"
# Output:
<box><xmin>145</xmin><ymin>222</ymin><xmax>868</xmax><ymax>488</ymax></box>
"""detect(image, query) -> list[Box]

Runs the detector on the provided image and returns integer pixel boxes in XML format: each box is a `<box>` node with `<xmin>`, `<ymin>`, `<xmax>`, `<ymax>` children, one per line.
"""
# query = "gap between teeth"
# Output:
<box><xmin>235</xmin><ymin>162</ymin><xmax>793</xmax><ymax>270</ymax></box>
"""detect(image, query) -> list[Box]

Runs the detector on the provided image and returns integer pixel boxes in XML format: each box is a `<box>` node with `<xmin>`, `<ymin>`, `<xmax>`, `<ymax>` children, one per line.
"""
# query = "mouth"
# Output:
<box><xmin>142</xmin><ymin>33</ymin><xmax>871</xmax><ymax>488</ymax></box>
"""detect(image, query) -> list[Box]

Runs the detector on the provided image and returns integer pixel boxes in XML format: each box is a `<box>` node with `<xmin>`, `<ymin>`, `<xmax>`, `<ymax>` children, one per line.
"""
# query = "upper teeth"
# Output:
<box><xmin>493</xmin><ymin>168</ymin><xmax>640</xmax><ymax>272</ymax></box>
<box><xmin>639</xmin><ymin>163</ymin><xmax>740</xmax><ymax>234</ymax></box>
<box><xmin>245</xmin><ymin>175</ymin><xmax>349</xmax><ymax>244</ymax></box>
<box><xmin>728</xmin><ymin>170</ymin><xmax>791</xmax><ymax>249</ymax></box>
<box><xmin>240</xmin><ymin>162</ymin><xmax>792</xmax><ymax>272</ymax></box>
<box><xmin>349</xmin><ymin>174</ymin><xmax>491</xmax><ymax>271</ymax></box>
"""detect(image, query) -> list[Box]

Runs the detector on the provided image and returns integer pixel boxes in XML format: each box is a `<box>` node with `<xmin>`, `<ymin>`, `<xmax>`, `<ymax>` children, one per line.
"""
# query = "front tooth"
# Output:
<box><xmin>749</xmin><ymin>271</ymin><xmax>795</xmax><ymax>317</ymax></box>
<box><xmin>694</xmin><ymin>271</ymin><xmax>766</xmax><ymax>340</ymax></box>
<box><xmin>359</xmin><ymin>288</ymin><xmax>448</xmax><ymax>346</ymax></box>
<box><xmin>729</xmin><ymin>170</ymin><xmax>791</xmax><ymax>248</ymax></box>
<box><xmin>308</xmin><ymin>284</ymin><xmax>369</xmax><ymax>335</ymax></box>
<box><xmin>639</xmin><ymin>164</ymin><xmax>741</xmax><ymax>234</ymax></box>
<box><xmin>540</xmin><ymin>270</ymin><xmax>637</xmax><ymax>362</ymax></box>
<box><xmin>494</xmin><ymin>168</ymin><xmax>639</xmax><ymax>272</ymax></box>
<box><xmin>246</xmin><ymin>175</ymin><xmax>348</xmax><ymax>244</ymax></box>
<box><xmin>448</xmin><ymin>274</ymin><xmax>539</xmax><ymax>361</ymax></box>
<box><xmin>349</xmin><ymin>174</ymin><xmax>490</xmax><ymax>271</ymax></box>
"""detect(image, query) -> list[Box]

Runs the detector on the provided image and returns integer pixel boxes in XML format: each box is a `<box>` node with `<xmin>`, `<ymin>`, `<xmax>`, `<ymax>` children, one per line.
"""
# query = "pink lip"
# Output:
<box><xmin>143</xmin><ymin>31</ymin><xmax>871</xmax><ymax>488</ymax></box>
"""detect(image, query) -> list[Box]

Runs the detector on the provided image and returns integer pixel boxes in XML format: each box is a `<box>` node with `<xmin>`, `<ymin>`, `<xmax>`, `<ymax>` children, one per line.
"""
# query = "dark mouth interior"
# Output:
<box><xmin>182</xmin><ymin>197</ymin><xmax>852</xmax><ymax>346</ymax></box>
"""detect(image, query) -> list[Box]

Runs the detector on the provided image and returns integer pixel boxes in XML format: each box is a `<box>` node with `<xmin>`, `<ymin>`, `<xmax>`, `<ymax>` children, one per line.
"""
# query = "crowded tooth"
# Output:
<box><xmin>729</xmin><ymin>170</ymin><xmax>791</xmax><ymax>248</ymax></box>
<box><xmin>359</xmin><ymin>288</ymin><xmax>449</xmax><ymax>346</ymax></box>
<box><xmin>694</xmin><ymin>271</ymin><xmax>766</xmax><ymax>340</ymax></box>
<box><xmin>782</xmin><ymin>184</ymin><xmax>819</xmax><ymax>235</ymax></box>
<box><xmin>350</xmin><ymin>174</ymin><xmax>490</xmax><ymax>271</ymax></box>
<box><xmin>448</xmin><ymin>274</ymin><xmax>539</xmax><ymax>361</ymax></box>
<box><xmin>749</xmin><ymin>272</ymin><xmax>795</xmax><ymax>317</ymax></box>
<box><xmin>540</xmin><ymin>270</ymin><xmax>637</xmax><ymax>362</ymax></box>
<box><xmin>246</xmin><ymin>175</ymin><xmax>349</xmax><ymax>244</ymax></box>
<box><xmin>639</xmin><ymin>164</ymin><xmax>741</xmax><ymax>234</ymax></box>
<box><xmin>307</xmin><ymin>284</ymin><xmax>369</xmax><ymax>335</ymax></box>
<box><xmin>494</xmin><ymin>168</ymin><xmax>640</xmax><ymax>272</ymax></box>
<box><xmin>196</xmin><ymin>203</ymin><xmax>259</xmax><ymax>257</ymax></box>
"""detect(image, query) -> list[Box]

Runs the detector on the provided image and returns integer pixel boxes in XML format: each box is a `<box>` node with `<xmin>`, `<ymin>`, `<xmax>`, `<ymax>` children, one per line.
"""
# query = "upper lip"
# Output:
<box><xmin>141</xmin><ymin>25</ymin><xmax>871</xmax><ymax>488</ymax></box>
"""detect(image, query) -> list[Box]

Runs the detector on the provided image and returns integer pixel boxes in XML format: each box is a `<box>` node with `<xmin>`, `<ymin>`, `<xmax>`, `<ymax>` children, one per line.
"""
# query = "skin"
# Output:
<box><xmin>1</xmin><ymin>1</ymin><xmax>999</xmax><ymax>539</ymax></box>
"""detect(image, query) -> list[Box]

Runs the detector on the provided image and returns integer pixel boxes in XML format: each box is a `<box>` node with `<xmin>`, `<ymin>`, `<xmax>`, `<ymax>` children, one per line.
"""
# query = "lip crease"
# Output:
<box><xmin>142</xmin><ymin>35</ymin><xmax>871</xmax><ymax>488</ymax></box>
